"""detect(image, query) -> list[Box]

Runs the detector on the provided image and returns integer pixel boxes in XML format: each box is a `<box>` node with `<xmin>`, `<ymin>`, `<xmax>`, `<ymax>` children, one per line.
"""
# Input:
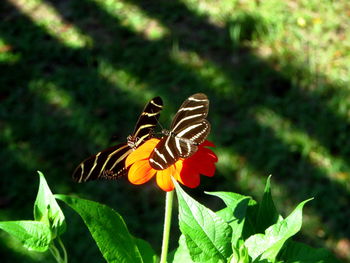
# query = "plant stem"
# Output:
<box><xmin>49</xmin><ymin>242</ymin><xmax>61</xmax><ymax>263</ymax></box>
<box><xmin>57</xmin><ymin>236</ymin><xmax>68</xmax><ymax>263</ymax></box>
<box><xmin>49</xmin><ymin>238</ymin><xmax>68</xmax><ymax>263</ymax></box>
<box><xmin>160</xmin><ymin>190</ymin><xmax>174</xmax><ymax>263</ymax></box>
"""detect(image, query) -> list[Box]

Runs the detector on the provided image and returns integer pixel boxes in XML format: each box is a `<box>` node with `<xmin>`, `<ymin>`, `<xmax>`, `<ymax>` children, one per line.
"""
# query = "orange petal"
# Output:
<box><xmin>125</xmin><ymin>138</ymin><xmax>159</xmax><ymax>167</ymax></box>
<box><xmin>173</xmin><ymin>160</ymin><xmax>184</xmax><ymax>184</ymax></box>
<box><xmin>156</xmin><ymin>167</ymin><xmax>174</xmax><ymax>191</ymax></box>
<box><xmin>128</xmin><ymin>159</ymin><xmax>156</xmax><ymax>185</ymax></box>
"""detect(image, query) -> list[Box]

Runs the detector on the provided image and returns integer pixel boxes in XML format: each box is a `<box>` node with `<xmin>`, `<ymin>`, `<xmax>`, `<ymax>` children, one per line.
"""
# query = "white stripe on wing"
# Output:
<box><xmin>176</xmin><ymin>122</ymin><xmax>203</xmax><ymax>137</ymax></box>
<box><xmin>172</xmin><ymin>113</ymin><xmax>204</xmax><ymax>131</ymax></box>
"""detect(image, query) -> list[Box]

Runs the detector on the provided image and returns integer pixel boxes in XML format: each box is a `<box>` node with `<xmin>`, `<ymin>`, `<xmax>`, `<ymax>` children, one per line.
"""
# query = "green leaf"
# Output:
<box><xmin>56</xmin><ymin>194</ymin><xmax>143</xmax><ymax>263</ymax></box>
<box><xmin>229</xmin><ymin>239</ymin><xmax>251</xmax><ymax>263</ymax></box>
<box><xmin>242</xmin><ymin>199</ymin><xmax>259</xmax><ymax>239</ymax></box>
<box><xmin>206</xmin><ymin>191</ymin><xmax>250</xmax><ymax>246</ymax></box>
<box><xmin>135</xmin><ymin>238</ymin><xmax>158</xmax><ymax>263</ymax></box>
<box><xmin>280</xmin><ymin>241</ymin><xmax>341</xmax><ymax>263</ymax></box>
<box><xmin>175</xmin><ymin>181</ymin><xmax>232</xmax><ymax>263</ymax></box>
<box><xmin>206</xmin><ymin>192</ymin><xmax>250</xmax><ymax>205</ymax></box>
<box><xmin>169</xmin><ymin>235</ymin><xmax>195</xmax><ymax>263</ymax></box>
<box><xmin>256</xmin><ymin>176</ymin><xmax>280</xmax><ymax>233</ymax></box>
<box><xmin>34</xmin><ymin>171</ymin><xmax>66</xmax><ymax>237</ymax></box>
<box><xmin>216</xmin><ymin>207</ymin><xmax>235</xmax><ymax>222</ymax></box>
<box><xmin>245</xmin><ymin>199</ymin><xmax>313</xmax><ymax>262</ymax></box>
<box><xmin>0</xmin><ymin>220</ymin><xmax>51</xmax><ymax>252</ymax></box>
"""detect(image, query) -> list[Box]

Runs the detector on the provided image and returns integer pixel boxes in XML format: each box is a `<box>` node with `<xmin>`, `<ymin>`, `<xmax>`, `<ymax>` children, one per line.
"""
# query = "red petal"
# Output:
<box><xmin>195</xmin><ymin>147</ymin><xmax>218</xmax><ymax>163</ymax></box>
<box><xmin>183</xmin><ymin>146</ymin><xmax>217</xmax><ymax>179</ymax></box>
<box><xmin>200</xmin><ymin>140</ymin><xmax>215</xmax><ymax>148</ymax></box>
<box><xmin>179</xmin><ymin>162</ymin><xmax>200</xmax><ymax>188</ymax></box>
<box><xmin>198</xmin><ymin>161</ymin><xmax>216</xmax><ymax>177</ymax></box>
<box><xmin>128</xmin><ymin>159</ymin><xmax>156</xmax><ymax>185</ymax></box>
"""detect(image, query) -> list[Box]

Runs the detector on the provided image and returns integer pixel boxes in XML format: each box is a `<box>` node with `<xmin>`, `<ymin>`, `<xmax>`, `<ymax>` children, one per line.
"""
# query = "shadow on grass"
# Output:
<box><xmin>0</xmin><ymin>0</ymin><xmax>349</xmax><ymax>261</ymax></box>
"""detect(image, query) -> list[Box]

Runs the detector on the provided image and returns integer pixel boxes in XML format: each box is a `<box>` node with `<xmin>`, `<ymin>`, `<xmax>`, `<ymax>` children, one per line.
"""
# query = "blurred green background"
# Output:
<box><xmin>1</xmin><ymin>0</ymin><xmax>350</xmax><ymax>262</ymax></box>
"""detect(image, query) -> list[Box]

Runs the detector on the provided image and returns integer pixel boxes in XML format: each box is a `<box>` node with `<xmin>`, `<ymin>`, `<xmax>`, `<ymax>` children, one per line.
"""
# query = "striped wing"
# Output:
<box><xmin>171</xmin><ymin>93</ymin><xmax>209</xmax><ymax>134</ymax></box>
<box><xmin>149</xmin><ymin>93</ymin><xmax>210</xmax><ymax>170</ymax></box>
<box><xmin>174</xmin><ymin>119</ymin><xmax>210</xmax><ymax>156</ymax></box>
<box><xmin>129</xmin><ymin>96</ymin><xmax>163</xmax><ymax>148</ymax></box>
<box><xmin>72</xmin><ymin>143</ymin><xmax>132</xmax><ymax>182</ymax></box>
<box><xmin>72</xmin><ymin>97</ymin><xmax>163</xmax><ymax>182</ymax></box>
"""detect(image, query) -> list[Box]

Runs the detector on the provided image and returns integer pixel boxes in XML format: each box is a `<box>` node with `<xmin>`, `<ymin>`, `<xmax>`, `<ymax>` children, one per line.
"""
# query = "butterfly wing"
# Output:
<box><xmin>72</xmin><ymin>143</ymin><xmax>132</xmax><ymax>182</ymax></box>
<box><xmin>129</xmin><ymin>96</ymin><xmax>163</xmax><ymax>148</ymax></box>
<box><xmin>150</xmin><ymin>93</ymin><xmax>210</xmax><ymax>170</ymax></box>
<box><xmin>174</xmin><ymin>119</ymin><xmax>211</xmax><ymax>157</ymax></box>
<box><xmin>170</xmin><ymin>93</ymin><xmax>209</xmax><ymax>133</ymax></box>
<box><xmin>73</xmin><ymin>97</ymin><xmax>163</xmax><ymax>182</ymax></box>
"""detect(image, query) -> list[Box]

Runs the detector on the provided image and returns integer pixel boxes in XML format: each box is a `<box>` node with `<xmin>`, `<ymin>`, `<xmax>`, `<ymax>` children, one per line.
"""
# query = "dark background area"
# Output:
<box><xmin>1</xmin><ymin>0</ymin><xmax>349</xmax><ymax>262</ymax></box>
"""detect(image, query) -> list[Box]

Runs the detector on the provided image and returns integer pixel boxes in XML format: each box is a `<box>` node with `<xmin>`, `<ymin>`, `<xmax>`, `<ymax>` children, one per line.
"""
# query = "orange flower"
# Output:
<box><xmin>125</xmin><ymin>138</ymin><xmax>218</xmax><ymax>191</ymax></box>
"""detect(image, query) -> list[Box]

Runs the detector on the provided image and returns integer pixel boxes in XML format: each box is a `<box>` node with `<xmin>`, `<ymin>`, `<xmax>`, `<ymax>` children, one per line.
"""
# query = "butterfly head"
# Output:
<box><xmin>161</xmin><ymin>129</ymin><xmax>170</xmax><ymax>136</ymax></box>
<box><xmin>127</xmin><ymin>135</ymin><xmax>138</xmax><ymax>149</ymax></box>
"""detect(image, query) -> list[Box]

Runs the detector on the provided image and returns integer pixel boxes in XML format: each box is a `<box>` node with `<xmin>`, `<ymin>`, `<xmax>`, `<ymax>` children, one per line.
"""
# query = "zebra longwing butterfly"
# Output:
<box><xmin>72</xmin><ymin>97</ymin><xmax>163</xmax><ymax>182</ymax></box>
<box><xmin>149</xmin><ymin>93</ymin><xmax>210</xmax><ymax>170</ymax></box>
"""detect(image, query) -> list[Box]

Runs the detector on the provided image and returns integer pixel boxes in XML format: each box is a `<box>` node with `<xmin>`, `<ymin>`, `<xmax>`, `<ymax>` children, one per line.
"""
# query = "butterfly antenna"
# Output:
<box><xmin>151</xmin><ymin>109</ymin><xmax>164</xmax><ymax>137</ymax></box>
<box><xmin>157</xmin><ymin>117</ymin><xmax>164</xmax><ymax>130</ymax></box>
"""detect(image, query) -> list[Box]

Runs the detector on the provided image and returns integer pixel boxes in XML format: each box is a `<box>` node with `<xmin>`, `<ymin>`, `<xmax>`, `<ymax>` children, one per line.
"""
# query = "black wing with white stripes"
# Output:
<box><xmin>149</xmin><ymin>93</ymin><xmax>210</xmax><ymax>170</ymax></box>
<box><xmin>73</xmin><ymin>97</ymin><xmax>163</xmax><ymax>182</ymax></box>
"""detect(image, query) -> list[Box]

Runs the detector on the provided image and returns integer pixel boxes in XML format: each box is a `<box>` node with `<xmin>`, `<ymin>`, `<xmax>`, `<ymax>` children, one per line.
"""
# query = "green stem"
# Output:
<box><xmin>49</xmin><ymin>242</ymin><xmax>61</xmax><ymax>263</ymax></box>
<box><xmin>57</xmin><ymin>236</ymin><xmax>68</xmax><ymax>263</ymax></box>
<box><xmin>160</xmin><ymin>190</ymin><xmax>174</xmax><ymax>263</ymax></box>
<box><xmin>49</xmin><ymin>238</ymin><xmax>68</xmax><ymax>263</ymax></box>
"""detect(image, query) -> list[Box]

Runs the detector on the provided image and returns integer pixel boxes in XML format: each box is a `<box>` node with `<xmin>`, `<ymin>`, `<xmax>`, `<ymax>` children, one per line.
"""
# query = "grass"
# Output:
<box><xmin>1</xmin><ymin>0</ymin><xmax>350</xmax><ymax>262</ymax></box>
